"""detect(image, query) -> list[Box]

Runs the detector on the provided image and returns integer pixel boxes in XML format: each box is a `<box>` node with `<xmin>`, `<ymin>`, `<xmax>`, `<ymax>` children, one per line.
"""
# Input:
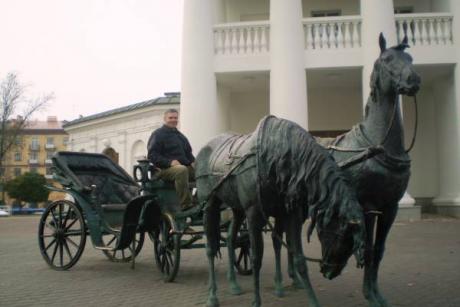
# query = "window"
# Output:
<box><xmin>30</xmin><ymin>167</ymin><xmax>38</xmax><ymax>173</ymax></box>
<box><xmin>46</xmin><ymin>137</ymin><xmax>54</xmax><ymax>145</ymax></box>
<box><xmin>311</xmin><ymin>10</ymin><xmax>341</xmax><ymax>17</ymax></box>
<box><xmin>15</xmin><ymin>137</ymin><xmax>23</xmax><ymax>146</ymax></box>
<box><xmin>14</xmin><ymin>152</ymin><xmax>22</xmax><ymax>161</ymax></box>
<box><xmin>30</xmin><ymin>152</ymin><xmax>38</xmax><ymax>160</ymax></box>
<box><xmin>46</xmin><ymin>152</ymin><xmax>54</xmax><ymax>159</ymax></box>
<box><xmin>394</xmin><ymin>7</ymin><xmax>414</xmax><ymax>14</ymax></box>
<box><xmin>63</xmin><ymin>137</ymin><xmax>69</xmax><ymax>146</ymax></box>
<box><xmin>30</xmin><ymin>136</ymin><xmax>40</xmax><ymax>150</ymax></box>
<box><xmin>14</xmin><ymin>168</ymin><xmax>21</xmax><ymax>177</ymax></box>
<box><xmin>0</xmin><ymin>167</ymin><xmax>4</xmax><ymax>176</ymax></box>
<box><xmin>46</xmin><ymin>167</ymin><xmax>53</xmax><ymax>175</ymax></box>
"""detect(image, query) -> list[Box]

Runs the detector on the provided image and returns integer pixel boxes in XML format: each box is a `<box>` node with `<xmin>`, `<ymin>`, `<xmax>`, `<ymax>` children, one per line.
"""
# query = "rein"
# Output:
<box><xmin>327</xmin><ymin>94</ymin><xmax>418</xmax><ymax>155</ymax></box>
<box><xmin>264</xmin><ymin>219</ymin><xmax>323</xmax><ymax>264</ymax></box>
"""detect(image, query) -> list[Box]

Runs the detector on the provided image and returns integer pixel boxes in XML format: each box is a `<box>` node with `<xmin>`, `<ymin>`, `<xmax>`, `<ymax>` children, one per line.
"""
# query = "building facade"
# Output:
<box><xmin>180</xmin><ymin>0</ymin><xmax>460</xmax><ymax>218</ymax></box>
<box><xmin>1</xmin><ymin>116</ymin><xmax>68</xmax><ymax>182</ymax></box>
<box><xmin>64</xmin><ymin>93</ymin><xmax>180</xmax><ymax>173</ymax></box>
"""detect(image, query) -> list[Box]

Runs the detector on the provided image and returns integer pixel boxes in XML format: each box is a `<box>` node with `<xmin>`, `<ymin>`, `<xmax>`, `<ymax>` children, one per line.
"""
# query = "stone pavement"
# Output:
<box><xmin>0</xmin><ymin>215</ymin><xmax>459</xmax><ymax>307</ymax></box>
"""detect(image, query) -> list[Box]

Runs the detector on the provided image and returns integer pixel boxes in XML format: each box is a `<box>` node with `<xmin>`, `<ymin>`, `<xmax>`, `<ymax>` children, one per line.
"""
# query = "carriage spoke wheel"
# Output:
<box><xmin>38</xmin><ymin>200</ymin><xmax>86</xmax><ymax>270</ymax></box>
<box><xmin>102</xmin><ymin>232</ymin><xmax>144</xmax><ymax>262</ymax></box>
<box><xmin>151</xmin><ymin>213</ymin><xmax>180</xmax><ymax>282</ymax></box>
<box><xmin>234</xmin><ymin>221</ymin><xmax>252</xmax><ymax>275</ymax></box>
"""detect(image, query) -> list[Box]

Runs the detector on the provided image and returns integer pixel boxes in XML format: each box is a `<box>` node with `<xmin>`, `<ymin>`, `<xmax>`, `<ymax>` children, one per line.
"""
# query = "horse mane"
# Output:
<box><xmin>256</xmin><ymin>116</ymin><xmax>361</xmax><ymax>234</ymax></box>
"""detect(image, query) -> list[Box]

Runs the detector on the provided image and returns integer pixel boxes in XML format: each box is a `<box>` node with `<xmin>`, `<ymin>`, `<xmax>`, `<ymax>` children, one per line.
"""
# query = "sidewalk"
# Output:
<box><xmin>0</xmin><ymin>215</ymin><xmax>459</xmax><ymax>307</ymax></box>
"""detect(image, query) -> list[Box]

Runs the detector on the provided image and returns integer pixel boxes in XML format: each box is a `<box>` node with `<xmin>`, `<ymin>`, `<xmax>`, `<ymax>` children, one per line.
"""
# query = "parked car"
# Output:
<box><xmin>0</xmin><ymin>207</ymin><xmax>10</xmax><ymax>217</ymax></box>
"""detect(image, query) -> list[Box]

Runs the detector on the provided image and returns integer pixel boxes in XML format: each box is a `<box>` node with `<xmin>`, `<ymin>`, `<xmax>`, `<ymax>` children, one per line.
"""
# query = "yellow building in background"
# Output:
<box><xmin>1</xmin><ymin>116</ymin><xmax>68</xmax><ymax>205</ymax></box>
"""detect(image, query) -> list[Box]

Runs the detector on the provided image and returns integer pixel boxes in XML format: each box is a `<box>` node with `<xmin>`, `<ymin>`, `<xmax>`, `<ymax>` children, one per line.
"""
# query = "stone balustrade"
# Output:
<box><xmin>214</xmin><ymin>21</ymin><xmax>270</xmax><ymax>55</ymax></box>
<box><xmin>395</xmin><ymin>13</ymin><xmax>454</xmax><ymax>46</ymax></box>
<box><xmin>303</xmin><ymin>16</ymin><xmax>362</xmax><ymax>50</ymax></box>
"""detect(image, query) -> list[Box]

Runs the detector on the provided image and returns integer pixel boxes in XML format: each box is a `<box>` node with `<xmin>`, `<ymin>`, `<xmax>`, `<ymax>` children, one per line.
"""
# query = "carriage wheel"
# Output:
<box><xmin>234</xmin><ymin>221</ymin><xmax>252</xmax><ymax>275</ymax></box>
<box><xmin>151</xmin><ymin>213</ymin><xmax>180</xmax><ymax>282</ymax></box>
<box><xmin>102</xmin><ymin>232</ymin><xmax>145</xmax><ymax>262</ymax></box>
<box><xmin>38</xmin><ymin>200</ymin><xmax>86</xmax><ymax>270</ymax></box>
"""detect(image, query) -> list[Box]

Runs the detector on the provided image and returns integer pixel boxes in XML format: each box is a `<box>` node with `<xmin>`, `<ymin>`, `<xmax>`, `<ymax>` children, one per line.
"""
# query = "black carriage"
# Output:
<box><xmin>38</xmin><ymin>151</ymin><xmax>251</xmax><ymax>282</ymax></box>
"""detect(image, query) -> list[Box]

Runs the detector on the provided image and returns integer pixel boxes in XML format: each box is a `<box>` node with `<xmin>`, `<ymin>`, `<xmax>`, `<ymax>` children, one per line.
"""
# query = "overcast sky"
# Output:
<box><xmin>0</xmin><ymin>0</ymin><xmax>184</xmax><ymax>121</ymax></box>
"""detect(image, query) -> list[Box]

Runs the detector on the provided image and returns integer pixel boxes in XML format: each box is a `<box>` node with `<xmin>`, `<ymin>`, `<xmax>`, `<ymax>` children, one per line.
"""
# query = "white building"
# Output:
<box><xmin>64</xmin><ymin>93</ymin><xmax>180</xmax><ymax>174</ymax></box>
<box><xmin>180</xmin><ymin>0</ymin><xmax>460</xmax><ymax>218</ymax></box>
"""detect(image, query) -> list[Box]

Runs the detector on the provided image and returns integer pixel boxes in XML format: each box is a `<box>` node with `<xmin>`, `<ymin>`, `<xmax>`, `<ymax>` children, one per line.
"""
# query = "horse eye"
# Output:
<box><xmin>384</xmin><ymin>55</ymin><xmax>394</xmax><ymax>62</ymax></box>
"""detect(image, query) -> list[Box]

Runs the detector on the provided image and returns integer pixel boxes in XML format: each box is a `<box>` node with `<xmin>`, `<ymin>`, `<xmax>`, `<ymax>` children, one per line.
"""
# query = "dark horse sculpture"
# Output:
<box><xmin>196</xmin><ymin>116</ymin><xmax>366</xmax><ymax>307</ymax></box>
<box><xmin>317</xmin><ymin>34</ymin><xmax>421</xmax><ymax>307</ymax></box>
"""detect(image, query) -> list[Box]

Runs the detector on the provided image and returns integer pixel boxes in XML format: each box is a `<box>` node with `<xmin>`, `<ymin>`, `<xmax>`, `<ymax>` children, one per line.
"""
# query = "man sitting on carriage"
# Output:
<box><xmin>147</xmin><ymin>108</ymin><xmax>195</xmax><ymax>210</ymax></box>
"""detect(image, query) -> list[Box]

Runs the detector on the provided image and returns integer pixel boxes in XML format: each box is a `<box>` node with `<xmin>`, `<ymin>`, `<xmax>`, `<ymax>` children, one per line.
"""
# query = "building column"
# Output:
<box><xmin>269</xmin><ymin>0</ymin><xmax>307</xmax><ymax>129</ymax></box>
<box><xmin>360</xmin><ymin>0</ymin><xmax>397</xmax><ymax>105</ymax></box>
<box><xmin>432</xmin><ymin>0</ymin><xmax>460</xmax><ymax>217</ymax></box>
<box><xmin>180</xmin><ymin>0</ymin><xmax>227</xmax><ymax>153</ymax></box>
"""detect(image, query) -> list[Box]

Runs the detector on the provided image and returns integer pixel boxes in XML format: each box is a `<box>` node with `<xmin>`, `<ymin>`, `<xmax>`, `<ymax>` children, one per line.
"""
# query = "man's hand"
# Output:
<box><xmin>170</xmin><ymin>160</ymin><xmax>181</xmax><ymax>166</ymax></box>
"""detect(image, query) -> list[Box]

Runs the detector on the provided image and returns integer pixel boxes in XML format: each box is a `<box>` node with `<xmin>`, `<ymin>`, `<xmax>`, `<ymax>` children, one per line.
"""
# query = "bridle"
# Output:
<box><xmin>327</xmin><ymin>55</ymin><xmax>419</xmax><ymax>155</ymax></box>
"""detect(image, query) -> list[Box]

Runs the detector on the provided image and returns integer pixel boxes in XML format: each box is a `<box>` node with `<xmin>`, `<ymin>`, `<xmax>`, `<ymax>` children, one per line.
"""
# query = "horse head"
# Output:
<box><xmin>370</xmin><ymin>33</ymin><xmax>421</xmax><ymax>100</ymax></box>
<box><xmin>315</xmin><ymin>199</ymin><xmax>365</xmax><ymax>280</ymax></box>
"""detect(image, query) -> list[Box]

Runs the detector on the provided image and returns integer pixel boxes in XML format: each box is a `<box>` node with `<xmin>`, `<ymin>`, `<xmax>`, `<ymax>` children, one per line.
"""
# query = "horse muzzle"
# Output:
<box><xmin>320</xmin><ymin>262</ymin><xmax>345</xmax><ymax>280</ymax></box>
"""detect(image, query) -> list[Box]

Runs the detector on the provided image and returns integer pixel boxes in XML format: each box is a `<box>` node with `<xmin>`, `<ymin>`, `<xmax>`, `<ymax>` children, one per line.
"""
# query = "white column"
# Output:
<box><xmin>360</xmin><ymin>0</ymin><xmax>397</xmax><ymax>106</ymax></box>
<box><xmin>180</xmin><ymin>0</ymin><xmax>226</xmax><ymax>153</ymax></box>
<box><xmin>269</xmin><ymin>0</ymin><xmax>308</xmax><ymax>129</ymax></box>
<box><xmin>432</xmin><ymin>0</ymin><xmax>460</xmax><ymax>217</ymax></box>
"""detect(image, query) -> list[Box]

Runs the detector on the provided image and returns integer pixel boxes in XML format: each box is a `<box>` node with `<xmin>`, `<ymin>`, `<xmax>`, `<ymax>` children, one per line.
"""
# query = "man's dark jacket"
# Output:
<box><xmin>147</xmin><ymin>125</ymin><xmax>195</xmax><ymax>169</ymax></box>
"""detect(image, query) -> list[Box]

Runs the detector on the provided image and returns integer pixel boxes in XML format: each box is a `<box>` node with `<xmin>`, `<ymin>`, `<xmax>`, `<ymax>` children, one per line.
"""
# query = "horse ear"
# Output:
<box><xmin>379</xmin><ymin>33</ymin><xmax>387</xmax><ymax>53</ymax></box>
<box><xmin>401</xmin><ymin>34</ymin><xmax>409</xmax><ymax>46</ymax></box>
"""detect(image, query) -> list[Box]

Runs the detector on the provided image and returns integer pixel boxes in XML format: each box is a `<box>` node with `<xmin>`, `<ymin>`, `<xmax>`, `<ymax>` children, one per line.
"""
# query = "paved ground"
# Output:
<box><xmin>0</xmin><ymin>214</ymin><xmax>459</xmax><ymax>307</ymax></box>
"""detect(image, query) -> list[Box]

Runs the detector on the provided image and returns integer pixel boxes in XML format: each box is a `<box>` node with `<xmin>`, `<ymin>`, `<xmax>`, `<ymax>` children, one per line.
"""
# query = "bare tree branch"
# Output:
<box><xmin>0</xmin><ymin>72</ymin><xmax>53</xmax><ymax>168</ymax></box>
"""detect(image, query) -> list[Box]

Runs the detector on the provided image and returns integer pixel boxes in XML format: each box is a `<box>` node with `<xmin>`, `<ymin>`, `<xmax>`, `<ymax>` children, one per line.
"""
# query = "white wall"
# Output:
<box><xmin>307</xmin><ymin>87</ymin><xmax>362</xmax><ymax>131</ymax></box>
<box><xmin>229</xmin><ymin>91</ymin><xmax>269</xmax><ymax>134</ymax></box>
<box><xmin>67</xmin><ymin>104</ymin><xmax>178</xmax><ymax>173</ymax></box>
<box><xmin>225</xmin><ymin>0</ymin><xmax>269</xmax><ymax>22</ymax></box>
<box><xmin>403</xmin><ymin>88</ymin><xmax>439</xmax><ymax>197</ymax></box>
<box><xmin>433</xmin><ymin>71</ymin><xmax>460</xmax><ymax>200</ymax></box>
<box><xmin>393</xmin><ymin>0</ymin><xmax>433</xmax><ymax>12</ymax></box>
<box><xmin>303</xmin><ymin>0</ymin><xmax>360</xmax><ymax>17</ymax></box>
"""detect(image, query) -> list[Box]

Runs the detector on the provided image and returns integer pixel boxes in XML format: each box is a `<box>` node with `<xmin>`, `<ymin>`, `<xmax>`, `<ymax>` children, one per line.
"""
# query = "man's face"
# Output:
<box><xmin>164</xmin><ymin>112</ymin><xmax>179</xmax><ymax>128</ymax></box>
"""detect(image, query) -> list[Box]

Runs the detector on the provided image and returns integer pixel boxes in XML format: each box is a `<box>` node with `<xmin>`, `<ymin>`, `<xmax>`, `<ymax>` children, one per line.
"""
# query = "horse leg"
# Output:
<box><xmin>205</xmin><ymin>198</ymin><xmax>222</xmax><ymax>307</ymax></box>
<box><xmin>246</xmin><ymin>208</ymin><xmax>265</xmax><ymax>307</ymax></box>
<box><xmin>370</xmin><ymin>205</ymin><xmax>398</xmax><ymax>307</ymax></box>
<box><xmin>363</xmin><ymin>212</ymin><xmax>378</xmax><ymax>305</ymax></box>
<box><xmin>287</xmin><ymin>239</ymin><xmax>304</xmax><ymax>289</ymax></box>
<box><xmin>272</xmin><ymin>217</ymin><xmax>284</xmax><ymax>297</ymax></box>
<box><xmin>285</xmin><ymin>213</ymin><xmax>320</xmax><ymax>307</ymax></box>
<box><xmin>226</xmin><ymin>209</ymin><xmax>244</xmax><ymax>295</ymax></box>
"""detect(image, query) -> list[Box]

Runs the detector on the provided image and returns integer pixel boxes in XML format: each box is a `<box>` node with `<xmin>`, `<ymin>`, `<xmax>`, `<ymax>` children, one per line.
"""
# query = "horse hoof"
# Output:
<box><xmin>206</xmin><ymin>297</ymin><xmax>219</xmax><ymax>307</ymax></box>
<box><xmin>275</xmin><ymin>288</ymin><xmax>285</xmax><ymax>298</ymax></box>
<box><xmin>230</xmin><ymin>285</ymin><xmax>243</xmax><ymax>295</ymax></box>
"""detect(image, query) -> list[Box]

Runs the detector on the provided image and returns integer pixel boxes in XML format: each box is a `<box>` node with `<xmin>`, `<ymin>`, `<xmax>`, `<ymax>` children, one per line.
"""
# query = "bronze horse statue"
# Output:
<box><xmin>316</xmin><ymin>34</ymin><xmax>421</xmax><ymax>307</ymax></box>
<box><xmin>196</xmin><ymin>116</ymin><xmax>366</xmax><ymax>307</ymax></box>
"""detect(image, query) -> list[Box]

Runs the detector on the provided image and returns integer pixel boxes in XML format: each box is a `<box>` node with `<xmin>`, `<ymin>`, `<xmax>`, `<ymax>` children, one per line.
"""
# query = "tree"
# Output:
<box><xmin>0</xmin><ymin>72</ymin><xmax>53</xmax><ymax>202</ymax></box>
<box><xmin>5</xmin><ymin>172</ymin><xmax>50</xmax><ymax>206</ymax></box>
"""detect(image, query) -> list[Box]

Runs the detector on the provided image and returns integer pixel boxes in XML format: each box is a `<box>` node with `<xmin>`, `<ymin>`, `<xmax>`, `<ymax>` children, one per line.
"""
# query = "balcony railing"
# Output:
<box><xmin>28</xmin><ymin>159</ymin><xmax>39</xmax><ymax>165</ymax></box>
<box><xmin>214</xmin><ymin>21</ymin><xmax>270</xmax><ymax>55</ymax></box>
<box><xmin>45</xmin><ymin>143</ymin><xmax>55</xmax><ymax>150</ymax></box>
<box><xmin>303</xmin><ymin>16</ymin><xmax>361</xmax><ymax>50</ymax></box>
<box><xmin>45</xmin><ymin>159</ymin><xmax>52</xmax><ymax>164</ymax></box>
<box><xmin>213</xmin><ymin>13</ymin><xmax>454</xmax><ymax>56</ymax></box>
<box><xmin>395</xmin><ymin>13</ymin><xmax>454</xmax><ymax>46</ymax></box>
